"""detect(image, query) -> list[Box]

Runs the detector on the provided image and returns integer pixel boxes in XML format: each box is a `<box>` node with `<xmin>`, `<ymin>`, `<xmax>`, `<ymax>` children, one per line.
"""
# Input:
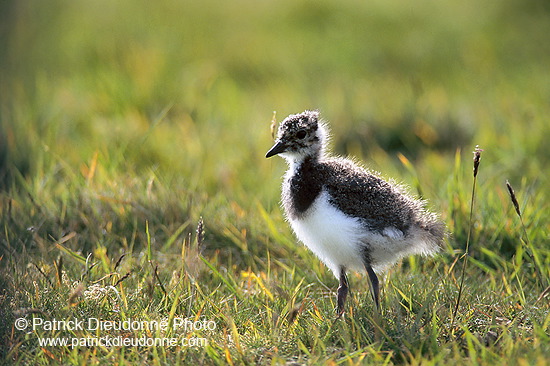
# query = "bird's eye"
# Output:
<box><xmin>296</xmin><ymin>130</ymin><xmax>307</xmax><ymax>139</ymax></box>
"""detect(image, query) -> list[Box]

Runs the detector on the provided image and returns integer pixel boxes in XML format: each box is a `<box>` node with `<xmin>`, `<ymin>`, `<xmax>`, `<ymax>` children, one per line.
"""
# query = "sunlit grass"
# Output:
<box><xmin>1</xmin><ymin>0</ymin><xmax>549</xmax><ymax>364</ymax></box>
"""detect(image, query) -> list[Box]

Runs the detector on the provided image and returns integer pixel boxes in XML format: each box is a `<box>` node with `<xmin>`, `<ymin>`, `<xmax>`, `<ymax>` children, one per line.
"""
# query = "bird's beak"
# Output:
<box><xmin>265</xmin><ymin>140</ymin><xmax>287</xmax><ymax>158</ymax></box>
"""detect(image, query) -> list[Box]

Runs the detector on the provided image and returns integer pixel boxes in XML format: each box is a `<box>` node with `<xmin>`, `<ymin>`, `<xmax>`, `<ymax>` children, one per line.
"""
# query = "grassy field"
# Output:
<box><xmin>1</xmin><ymin>0</ymin><xmax>549</xmax><ymax>364</ymax></box>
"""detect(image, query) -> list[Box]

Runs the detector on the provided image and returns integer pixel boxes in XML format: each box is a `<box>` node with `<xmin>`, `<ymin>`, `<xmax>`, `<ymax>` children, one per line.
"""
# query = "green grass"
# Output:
<box><xmin>1</xmin><ymin>0</ymin><xmax>549</xmax><ymax>364</ymax></box>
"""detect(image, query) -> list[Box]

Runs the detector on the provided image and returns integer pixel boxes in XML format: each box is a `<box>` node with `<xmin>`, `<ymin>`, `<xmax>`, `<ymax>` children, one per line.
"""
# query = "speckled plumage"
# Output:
<box><xmin>266</xmin><ymin>110</ymin><xmax>446</xmax><ymax>314</ymax></box>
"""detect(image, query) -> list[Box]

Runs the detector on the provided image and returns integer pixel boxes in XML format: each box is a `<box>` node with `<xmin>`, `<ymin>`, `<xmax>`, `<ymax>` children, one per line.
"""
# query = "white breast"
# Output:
<box><xmin>288</xmin><ymin>191</ymin><xmax>366</xmax><ymax>278</ymax></box>
<box><xmin>287</xmin><ymin>189</ymin><xmax>436</xmax><ymax>278</ymax></box>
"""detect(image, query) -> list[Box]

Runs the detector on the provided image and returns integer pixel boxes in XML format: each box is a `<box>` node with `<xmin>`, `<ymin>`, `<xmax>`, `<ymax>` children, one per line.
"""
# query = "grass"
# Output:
<box><xmin>1</xmin><ymin>0</ymin><xmax>549</xmax><ymax>364</ymax></box>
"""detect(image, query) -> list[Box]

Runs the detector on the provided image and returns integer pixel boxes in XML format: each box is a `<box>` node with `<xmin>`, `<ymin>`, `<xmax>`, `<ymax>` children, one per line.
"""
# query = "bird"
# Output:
<box><xmin>265</xmin><ymin>110</ymin><xmax>446</xmax><ymax>315</ymax></box>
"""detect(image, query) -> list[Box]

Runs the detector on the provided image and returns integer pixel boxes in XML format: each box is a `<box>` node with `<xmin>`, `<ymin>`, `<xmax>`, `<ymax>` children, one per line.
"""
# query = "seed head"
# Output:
<box><xmin>473</xmin><ymin>145</ymin><xmax>483</xmax><ymax>178</ymax></box>
<box><xmin>196</xmin><ymin>217</ymin><xmax>205</xmax><ymax>252</ymax></box>
<box><xmin>270</xmin><ymin>111</ymin><xmax>278</xmax><ymax>141</ymax></box>
<box><xmin>506</xmin><ymin>180</ymin><xmax>521</xmax><ymax>217</ymax></box>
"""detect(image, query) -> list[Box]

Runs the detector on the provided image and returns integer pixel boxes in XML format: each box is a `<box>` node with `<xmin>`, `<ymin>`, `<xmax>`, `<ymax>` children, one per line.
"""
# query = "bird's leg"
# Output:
<box><xmin>365</xmin><ymin>264</ymin><xmax>380</xmax><ymax>311</ymax></box>
<box><xmin>365</xmin><ymin>263</ymin><xmax>382</xmax><ymax>342</ymax></box>
<box><xmin>337</xmin><ymin>267</ymin><xmax>349</xmax><ymax>316</ymax></box>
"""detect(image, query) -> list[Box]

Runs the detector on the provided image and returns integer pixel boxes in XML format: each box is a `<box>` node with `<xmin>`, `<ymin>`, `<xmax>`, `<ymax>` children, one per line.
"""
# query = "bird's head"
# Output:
<box><xmin>265</xmin><ymin>110</ymin><xmax>328</xmax><ymax>162</ymax></box>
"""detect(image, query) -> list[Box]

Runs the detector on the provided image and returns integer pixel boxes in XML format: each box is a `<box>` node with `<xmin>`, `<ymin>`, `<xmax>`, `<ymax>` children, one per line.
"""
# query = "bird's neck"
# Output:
<box><xmin>285</xmin><ymin>151</ymin><xmax>322</xmax><ymax>173</ymax></box>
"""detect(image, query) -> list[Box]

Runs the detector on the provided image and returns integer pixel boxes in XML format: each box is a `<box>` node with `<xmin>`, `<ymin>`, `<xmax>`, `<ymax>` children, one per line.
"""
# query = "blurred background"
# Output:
<box><xmin>0</xmin><ymin>0</ymin><xmax>549</xmax><ymax>261</ymax></box>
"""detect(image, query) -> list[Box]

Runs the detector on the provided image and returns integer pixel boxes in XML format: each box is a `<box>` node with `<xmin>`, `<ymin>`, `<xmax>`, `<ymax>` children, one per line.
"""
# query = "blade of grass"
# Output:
<box><xmin>162</xmin><ymin>221</ymin><xmax>190</xmax><ymax>251</ymax></box>
<box><xmin>200</xmin><ymin>255</ymin><xmax>241</xmax><ymax>299</ymax></box>
<box><xmin>505</xmin><ymin>180</ymin><xmax>547</xmax><ymax>288</ymax></box>
<box><xmin>146</xmin><ymin>220</ymin><xmax>152</xmax><ymax>261</ymax></box>
<box><xmin>56</xmin><ymin>243</ymin><xmax>86</xmax><ymax>264</ymax></box>
<box><xmin>451</xmin><ymin>145</ymin><xmax>482</xmax><ymax>330</ymax></box>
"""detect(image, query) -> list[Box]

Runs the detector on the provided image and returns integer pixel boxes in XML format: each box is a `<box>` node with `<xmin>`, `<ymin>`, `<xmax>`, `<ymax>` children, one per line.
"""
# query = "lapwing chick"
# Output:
<box><xmin>266</xmin><ymin>110</ymin><xmax>445</xmax><ymax>315</ymax></box>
